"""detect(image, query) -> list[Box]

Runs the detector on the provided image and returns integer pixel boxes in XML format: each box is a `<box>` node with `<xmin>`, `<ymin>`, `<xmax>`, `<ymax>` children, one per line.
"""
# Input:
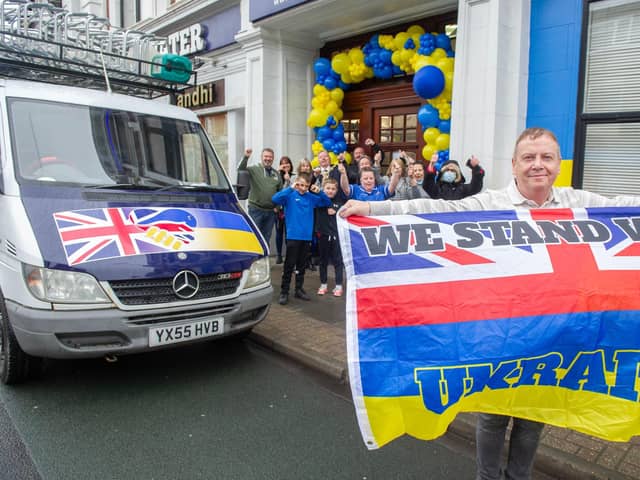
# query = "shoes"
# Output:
<box><xmin>317</xmin><ymin>284</ymin><xmax>328</xmax><ymax>295</ymax></box>
<box><xmin>276</xmin><ymin>255</ymin><xmax>283</xmax><ymax>264</ymax></box>
<box><xmin>278</xmin><ymin>293</ymin><xmax>288</xmax><ymax>305</ymax></box>
<box><xmin>333</xmin><ymin>286</ymin><xmax>343</xmax><ymax>297</ymax></box>
<box><xmin>294</xmin><ymin>288</ymin><xmax>311</xmax><ymax>301</ymax></box>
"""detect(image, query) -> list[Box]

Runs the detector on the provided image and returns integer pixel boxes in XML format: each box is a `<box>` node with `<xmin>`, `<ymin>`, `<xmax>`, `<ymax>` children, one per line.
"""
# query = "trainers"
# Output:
<box><xmin>294</xmin><ymin>289</ymin><xmax>311</xmax><ymax>301</ymax></box>
<box><xmin>333</xmin><ymin>286</ymin><xmax>343</xmax><ymax>297</ymax></box>
<box><xmin>278</xmin><ymin>293</ymin><xmax>288</xmax><ymax>305</ymax></box>
<box><xmin>317</xmin><ymin>284</ymin><xmax>328</xmax><ymax>295</ymax></box>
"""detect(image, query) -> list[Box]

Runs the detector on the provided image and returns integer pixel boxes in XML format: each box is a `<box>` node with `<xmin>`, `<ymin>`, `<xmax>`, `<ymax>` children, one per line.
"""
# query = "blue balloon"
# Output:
<box><xmin>326</xmin><ymin>115</ymin><xmax>336</xmax><ymax>127</ymax></box>
<box><xmin>332</xmin><ymin>128</ymin><xmax>345</xmax><ymax>142</ymax></box>
<box><xmin>324</xmin><ymin>76</ymin><xmax>337</xmax><ymax>90</ymax></box>
<box><xmin>314</xmin><ymin>57</ymin><xmax>331</xmax><ymax>76</ymax></box>
<box><xmin>338</xmin><ymin>81</ymin><xmax>350</xmax><ymax>91</ymax></box>
<box><xmin>336</xmin><ymin>140</ymin><xmax>347</xmax><ymax>152</ymax></box>
<box><xmin>322</xmin><ymin>138</ymin><xmax>335</xmax><ymax>151</ymax></box>
<box><xmin>317</xmin><ymin>126</ymin><xmax>332</xmax><ymax>141</ymax></box>
<box><xmin>413</xmin><ymin>66</ymin><xmax>445</xmax><ymax>99</ymax></box>
<box><xmin>332</xmin><ymin>142</ymin><xmax>342</xmax><ymax>154</ymax></box>
<box><xmin>379</xmin><ymin>49</ymin><xmax>392</xmax><ymax>63</ymax></box>
<box><xmin>418</xmin><ymin>104</ymin><xmax>440</xmax><ymax>129</ymax></box>
<box><xmin>435</xmin><ymin>34</ymin><xmax>451</xmax><ymax>51</ymax></box>
<box><xmin>438</xmin><ymin>119</ymin><xmax>451</xmax><ymax>134</ymax></box>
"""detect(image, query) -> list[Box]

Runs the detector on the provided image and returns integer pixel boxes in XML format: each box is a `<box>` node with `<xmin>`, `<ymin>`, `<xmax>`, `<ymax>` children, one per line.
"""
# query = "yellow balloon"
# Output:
<box><xmin>407</xmin><ymin>25</ymin><xmax>425</xmax><ymax>36</ymax></box>
<box><xmin>391</xmin><ymin>50</ymin><xmax>402</xmax><ymax>66</ymax></box>
<box><xmin>394</xmin><ymin>32</ymin><xmax>409</xmax><ymax>50</ymax></box>
<box><xmin>308</xmin><ymin>108</ymin><xmax>328</xmax><ymax>128</ymax></box>
<box><xmin>348</xmin><ymin>47</ymin><xmax>364</xmax><ymax>63</ymax></box>
<box><xmin>313</xmin><ymin>84</ymin><xmax>327</xmax><ymax>96</ymax></box>
<box><xmin>422</xmin><ymin>144</ymin><xmax>436</xmax><ymax>161</ymax></box>
<box><xmin>431</xmin><ymin>48</ymin><xmax>447</xmax><ymax>60</ymax></box>
<box><xmin>311</xmin><ymin>157</ymin><xmax>320</xmax><ymax>168</ymax></box>
<box><xmin>401</xmin><ymin>49</ymin><xmax>414</xmax><ymax>63</ymax></box>
<box><xmin>445</xmin><ymin>71</ymin><xmax>454</xmax><ymax>93</ymax></box>
<box><xmin>312</xmin><ymin>141</ymin><xmax>323</xmax><ymax>155</ymax></box>
<box><xmin>329</xmin><ymin>152</ymin><xmax>338</xmax><ymax>164</ymax></box>
<box><xmin>423</xmin><ymin>127</ymin><xmax>440</xmax><ymax>144</ymax></box>
<box><xmin>414</xmin><ymin>55</ymin><xmax>434</xmax><ymax>71</ymax></box>
<box><xmin>344</xmin><ymin>152</ymin><xmax>352</xmax><ymax>165</ymax></box>
<box><xmin>435</xmin><ymin>133</ymin><xmax>450</xmax><ymax>151</ymax></box>
<box><xmin>331</xmin><ymin>53</ymin><xmax>350</xmax><ymax>75</ymax></box>
<box><xmin>325</xmin><ymin>100</ymin><xmax>338</xmax><ymax>115</ymax></box>
<box><xmin>311</xmin><ymin>97</ymin><xmax>322</xmax><ymax>109</ymax></box>
<box><xmin>340</xmin><ymin>71</ymin><xmax>353</xmax><ymax>84</ymax></box>
<box><xmin>436</xmin><ymin>57</ymin><xmax>454</xmax><ymax>74</ymax></box>
<box><xmin>330</xmin><ymin>88</ymin><xmax>344</xmax><ymax>103</ymax></box>
<box><xmin>334</xmin><ymin>109</ymin><xmax>344</xmax><ymax>122</ymax></box>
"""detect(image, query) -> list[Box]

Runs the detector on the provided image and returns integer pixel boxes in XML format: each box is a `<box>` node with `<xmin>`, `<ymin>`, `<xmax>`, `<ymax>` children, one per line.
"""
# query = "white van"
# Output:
<box><xmin>0</xmin><ymin>2</ymin><xmax>272</xmax><ymax>383</ymax></box>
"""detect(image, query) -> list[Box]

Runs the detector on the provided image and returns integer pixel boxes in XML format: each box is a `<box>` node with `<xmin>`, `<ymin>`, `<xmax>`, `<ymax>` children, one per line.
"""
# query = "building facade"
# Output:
<box><xmin>64</xmin><ymin>0</ymin><xmax>640</xmax><ymax>195</ymax></box>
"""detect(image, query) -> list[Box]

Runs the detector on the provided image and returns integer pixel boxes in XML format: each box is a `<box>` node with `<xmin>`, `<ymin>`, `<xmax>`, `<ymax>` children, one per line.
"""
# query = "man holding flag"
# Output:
<box><xmin>340</xmin><ymin>127</ymin><xmax>640</xmax><ymax>480</ymax></box>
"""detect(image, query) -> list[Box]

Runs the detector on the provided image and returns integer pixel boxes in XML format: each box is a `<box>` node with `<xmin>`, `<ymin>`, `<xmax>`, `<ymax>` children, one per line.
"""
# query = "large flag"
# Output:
<box><xmin>337</xmin><ymin>207</ymin><xmax>640</xmax><ymax>449</ymax></box>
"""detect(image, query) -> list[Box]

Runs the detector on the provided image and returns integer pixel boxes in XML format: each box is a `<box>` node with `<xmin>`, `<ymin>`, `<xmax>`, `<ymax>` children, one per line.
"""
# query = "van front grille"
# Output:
<box><xmin>109</xmin><ymin>272</ymin><xmax>242</xmax><ymax>306</ymax></box>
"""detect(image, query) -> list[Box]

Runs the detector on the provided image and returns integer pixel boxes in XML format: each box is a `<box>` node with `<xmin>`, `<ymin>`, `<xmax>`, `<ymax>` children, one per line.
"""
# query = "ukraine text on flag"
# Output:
<box><xmin>337</xmin><ymin>208</ymin><xmax>640</xmax><ymax>449</ymax></box>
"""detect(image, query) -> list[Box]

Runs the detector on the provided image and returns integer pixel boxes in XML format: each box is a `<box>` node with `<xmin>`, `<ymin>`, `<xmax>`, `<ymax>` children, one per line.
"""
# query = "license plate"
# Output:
<box><xmin>149</xmin><ymin>318</ymin><xmax>224</xmax><ymax>347</ymax></box>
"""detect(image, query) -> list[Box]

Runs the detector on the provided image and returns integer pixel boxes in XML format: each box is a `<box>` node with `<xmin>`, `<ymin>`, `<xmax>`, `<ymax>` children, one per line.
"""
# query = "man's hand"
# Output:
<box><xmin>467</xmin><ymin>155</ymin><xmax>480</xmax><ymax>168</ymax></box>
<box><xmin>364</xmin><ymin>138</ymin><xmax>375</xmax><ymax>147</ymax></box>
<box><xmin>244</xmin><ymin>148</ymin><xmax>252</xmax><ymax>157</ymax></box>
<box><xmin>337</xmin><ymin>163</ymin><xmax>347</xmax><ymax>175</ymax></box>
<box><xmin>339</xmin><ymin>200</ymin><xmax>370</xmax><ymax>217</ymax></box>
<box><xmin>338</xmin><ymin>152</ymin><xmax>345</xmax><ymax>163</ymax></box>
<box><xmin>310</xmin><ymin>184</ymin><xmax>320</xmax><ymax>193</ymax></box>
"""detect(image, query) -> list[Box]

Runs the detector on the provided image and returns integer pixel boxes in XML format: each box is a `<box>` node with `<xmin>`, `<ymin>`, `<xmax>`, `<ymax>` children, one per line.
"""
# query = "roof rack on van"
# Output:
<box><xmin>0</xmin><ymin>0</ymin><xmax>196</xmax><ymax>99</ymax></box>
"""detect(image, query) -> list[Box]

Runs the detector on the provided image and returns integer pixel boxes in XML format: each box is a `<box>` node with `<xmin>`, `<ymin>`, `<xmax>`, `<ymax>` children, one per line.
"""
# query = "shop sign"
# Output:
<box><xmin>250</xmin><ymin>0</ymin><xmax>312</xmax><ymax>22</ymax></box>
<box><xmin>167</xmin><ymin>23</ymin><xmax>208</xmax><ymax>56</ymax></box>
<box><xmin>176</xmin><ymin>81</ymin><xmax>223</xmax><ymax>109</ymax></box>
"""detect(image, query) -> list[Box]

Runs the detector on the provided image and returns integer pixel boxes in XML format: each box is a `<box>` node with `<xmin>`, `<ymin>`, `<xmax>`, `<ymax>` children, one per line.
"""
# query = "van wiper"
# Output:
<box><xmin>83</xmin><ymin>183</ymin><xmax>157</xmax><ymax>190</ymax></box>
<box><xmin>153</xmin><ymin>184</ymin><xmax>229</xmax><ymax>193</ymax></box>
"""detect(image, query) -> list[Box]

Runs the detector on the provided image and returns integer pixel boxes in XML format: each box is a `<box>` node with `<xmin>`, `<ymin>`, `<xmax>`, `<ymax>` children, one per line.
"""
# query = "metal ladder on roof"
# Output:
<box><xmin>0</xmin><ymin>0</ymin><xmax>194</xmax><ymax>98</ymax></box>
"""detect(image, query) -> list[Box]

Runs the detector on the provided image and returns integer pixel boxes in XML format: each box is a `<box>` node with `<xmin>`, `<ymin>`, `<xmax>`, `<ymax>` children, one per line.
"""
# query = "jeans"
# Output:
<box><xmin>476</xmin><ymin>414</ymin><xmax>544</xmax><ymax>480</ymax></box>
<box><xmin>248</xmin><ymin>205</ymin><xmax>276</xmax><ymax>248</ymax></box>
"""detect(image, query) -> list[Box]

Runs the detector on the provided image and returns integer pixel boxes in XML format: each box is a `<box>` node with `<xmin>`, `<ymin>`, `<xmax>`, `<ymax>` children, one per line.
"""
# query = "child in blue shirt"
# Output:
<box><xmin>338</xmin><ymin>164</ymin><xmax>400</xmax><ymax>201</ymax></box>
<box><xmin>272</xmin><ymin>173</ymin><xmax>331</xmax><ymax>305</ymax></box>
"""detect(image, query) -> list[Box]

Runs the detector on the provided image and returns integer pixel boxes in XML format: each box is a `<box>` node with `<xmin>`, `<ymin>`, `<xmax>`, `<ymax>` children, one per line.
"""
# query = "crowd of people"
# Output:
<box><xmin>238</xmin><ymin>138</ymin><xmax>486</xmax><ymax>307</ymax></box>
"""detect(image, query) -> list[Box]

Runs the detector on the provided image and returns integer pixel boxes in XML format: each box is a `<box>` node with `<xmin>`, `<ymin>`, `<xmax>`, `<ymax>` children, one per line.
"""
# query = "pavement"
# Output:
<box><xmin>250</xmin><ymin>258</ymin><xmax>640</xmax><ymax>480</ymax></box>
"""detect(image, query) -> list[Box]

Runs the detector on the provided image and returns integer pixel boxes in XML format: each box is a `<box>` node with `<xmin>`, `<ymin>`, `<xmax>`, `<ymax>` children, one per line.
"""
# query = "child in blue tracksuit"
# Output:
<box><xmin>272</xmin><ymin>173</ymin><xmax>331</xmax><ymax>305</ymax></box>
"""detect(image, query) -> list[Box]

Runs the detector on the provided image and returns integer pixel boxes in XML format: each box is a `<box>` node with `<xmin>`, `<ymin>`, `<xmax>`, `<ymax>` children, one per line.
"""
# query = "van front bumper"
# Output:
<box><xmin>6</xmin><ymin>285</ymin><xmax>272</xmax><ymax>359</ymax></box>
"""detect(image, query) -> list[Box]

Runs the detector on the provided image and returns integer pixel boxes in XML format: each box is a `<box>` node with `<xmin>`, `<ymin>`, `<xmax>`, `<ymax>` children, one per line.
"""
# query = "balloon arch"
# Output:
<box><xmin>308</xmin><ymin>24</ymin><xmax>455</xmax><ymax>170</ymax></box>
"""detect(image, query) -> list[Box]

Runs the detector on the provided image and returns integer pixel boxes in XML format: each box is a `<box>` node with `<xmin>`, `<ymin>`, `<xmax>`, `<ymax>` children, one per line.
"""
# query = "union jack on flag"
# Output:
<box><xmin>53</xmin><ymin>207</ymin><xmax>196</xmax><ymax>265</ymax></box>
<box><xmin>339</xmin><ymin>207</ymin><xmax>640</xmax><ymax>449</ymax></box>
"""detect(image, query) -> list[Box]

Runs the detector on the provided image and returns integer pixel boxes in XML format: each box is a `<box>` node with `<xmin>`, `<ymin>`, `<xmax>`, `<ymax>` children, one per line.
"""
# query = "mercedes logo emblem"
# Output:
<box><xmin>172</xmin><ymin>270</ymin><xmax>200</xmax><ymax>299</ymax></box>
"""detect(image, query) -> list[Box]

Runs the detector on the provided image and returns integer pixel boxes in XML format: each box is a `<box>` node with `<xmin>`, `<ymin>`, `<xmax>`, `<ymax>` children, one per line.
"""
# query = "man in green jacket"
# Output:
<box><xmin>238</xmin><ymin>147</ymin><xmax>282</xmax><ymax>246</ymax></box>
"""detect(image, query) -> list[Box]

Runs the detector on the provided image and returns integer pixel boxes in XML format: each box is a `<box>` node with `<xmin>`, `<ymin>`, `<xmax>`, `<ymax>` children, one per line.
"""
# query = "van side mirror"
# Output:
<box><xmin>234</xmin><ymin>169</ymin><xmax>250</xmax><ymax>200</ymax></box>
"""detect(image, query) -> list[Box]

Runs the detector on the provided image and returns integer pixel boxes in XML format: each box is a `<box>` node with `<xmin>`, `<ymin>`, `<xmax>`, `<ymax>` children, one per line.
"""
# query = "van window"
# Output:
<box><xmin>8</xmin><ymin>98</ymin><xmax>229</xmax><ymax>190</ymax></box>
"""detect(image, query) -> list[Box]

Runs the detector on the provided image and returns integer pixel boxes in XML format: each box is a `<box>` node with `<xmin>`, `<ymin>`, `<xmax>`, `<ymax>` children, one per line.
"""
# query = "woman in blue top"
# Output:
<box><xmin>338</xmin><ymin>163</ymin><xmax>400</xmax><ymax>201</ymax></box>
<box><xmin>272</xmin><ymin>173</ymin><xmax>331</xmax><ymax>305</ymax></box>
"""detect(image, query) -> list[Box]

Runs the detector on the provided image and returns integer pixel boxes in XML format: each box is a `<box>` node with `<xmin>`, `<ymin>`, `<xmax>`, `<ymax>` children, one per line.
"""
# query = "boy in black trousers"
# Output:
<box><xmin>272</xmin><ymin>173</ymin><xmax>331</xmax><ymax>305</ymax></box>
<box><xmin>315</xmin><ymin>177</ymin><xmax>345</xmax><ymax>297</ymax></box>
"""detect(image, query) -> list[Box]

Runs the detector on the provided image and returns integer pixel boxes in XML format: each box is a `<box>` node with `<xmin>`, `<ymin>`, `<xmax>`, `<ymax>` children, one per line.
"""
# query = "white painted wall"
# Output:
<box><xmin>451</xmin><ymin>0</ymin><xmax>531</xmax><ymax>189</ymax></box>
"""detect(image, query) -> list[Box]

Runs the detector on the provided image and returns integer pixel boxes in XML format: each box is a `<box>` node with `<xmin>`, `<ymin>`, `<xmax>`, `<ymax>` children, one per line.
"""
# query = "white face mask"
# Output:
<box><xmin>441</xmin><ymin>170</ymin><xmax>457</xmax><ymax>183</ymax></box>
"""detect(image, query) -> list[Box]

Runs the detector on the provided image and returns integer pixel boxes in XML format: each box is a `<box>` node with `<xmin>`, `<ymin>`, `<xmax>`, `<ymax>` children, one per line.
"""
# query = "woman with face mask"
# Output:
<box><xmin>423</xmin><ymin>153</ymin><xmax>485</xmax><ymax>200</ymax></box>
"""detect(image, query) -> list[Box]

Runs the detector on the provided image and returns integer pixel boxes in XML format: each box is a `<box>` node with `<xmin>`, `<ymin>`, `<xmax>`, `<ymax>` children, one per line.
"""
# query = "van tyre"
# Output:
<box><xmin>0</xmin><ymin>293</ymin><xmax>39</xmax><ymax>384</ymax></box>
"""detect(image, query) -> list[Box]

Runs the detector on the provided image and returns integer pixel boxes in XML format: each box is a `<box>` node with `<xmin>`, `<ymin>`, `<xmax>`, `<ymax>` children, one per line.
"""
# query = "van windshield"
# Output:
<box><xmin>8</xmin><ymin>98</ymin><xmax>231</xmax><ymax>190</ymax></box>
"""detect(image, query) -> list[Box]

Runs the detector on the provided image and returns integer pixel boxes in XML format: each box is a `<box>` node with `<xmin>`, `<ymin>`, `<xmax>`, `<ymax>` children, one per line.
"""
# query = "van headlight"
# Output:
<box><xmin>244</xmin><ymin>257</ymin><xmax>270</xmax><ymax>289</ymax></box>
<box><xmin>23</xmin><ymin>265</ymin><xmax>110</xmax><ymax>303</ymax></box>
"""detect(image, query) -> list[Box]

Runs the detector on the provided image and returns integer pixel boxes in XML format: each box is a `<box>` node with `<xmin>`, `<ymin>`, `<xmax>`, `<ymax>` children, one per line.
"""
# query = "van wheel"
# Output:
<box><xmin>0</xmin><ymin>294</ymin><xmax>33</xmax><ymax>385</ymax></box>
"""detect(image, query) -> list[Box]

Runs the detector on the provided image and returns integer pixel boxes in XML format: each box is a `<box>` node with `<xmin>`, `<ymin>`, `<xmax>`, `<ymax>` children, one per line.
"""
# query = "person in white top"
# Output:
<box><xmin>340</xmin><ymin>127</ymin><xmax>640</xmax><ymax>480</ymax></box>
